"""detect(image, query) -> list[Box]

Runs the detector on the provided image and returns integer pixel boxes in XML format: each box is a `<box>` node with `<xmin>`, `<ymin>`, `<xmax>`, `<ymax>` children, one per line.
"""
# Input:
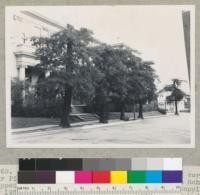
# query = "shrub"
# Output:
<box><xmin>11</xmin><ymin>78</ymin><xmax>24</xmax><ymax>107</ymax></box>
<box><xmin>12</xmin><ymin>105</ymin><xmax>62</xmax><ymax>118</ymax></box>
<box><xmin>157</xmin><ymin>108</ymin><xmax>167</xmax><ymax>114</ymax></box>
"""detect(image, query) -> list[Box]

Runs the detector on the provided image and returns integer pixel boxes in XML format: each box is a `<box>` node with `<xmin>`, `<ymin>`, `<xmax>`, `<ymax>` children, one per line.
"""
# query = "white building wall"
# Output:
<box><xmin>6</xmin><ymin>8</ymin><xmax>64</xmax><ymax>81</ymax></box>
<box><xmin>157</xmin><ymin>90</ymin><xmax>190</xmax><ymax>112</ymax></box>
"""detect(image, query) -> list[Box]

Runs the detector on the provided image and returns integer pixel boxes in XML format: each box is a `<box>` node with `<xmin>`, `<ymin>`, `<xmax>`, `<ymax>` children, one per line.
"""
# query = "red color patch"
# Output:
<box><xmin>93</xmin><ymin>171</ymin><xmax>110</xmax><ymax>183</ymax></box>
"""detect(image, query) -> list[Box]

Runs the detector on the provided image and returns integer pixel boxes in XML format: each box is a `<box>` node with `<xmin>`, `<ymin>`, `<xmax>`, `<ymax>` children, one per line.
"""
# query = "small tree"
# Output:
<box><xmin>11</xmin><ymin>78</ymin><xmax>34</xmax><ymax>106</ymax></box>
<box><xmin>126</xmin><ymin>71</ymin><xmax>141</xmax><ymax>120</ymax></box>
<box><xmin>110</xmin><ymin>44</ymin><xmax>140</xmax><ymax>120</ymax></box>
<box><xmin>134</xmin><ymin>61</ymin><xmax>158</xmax><ymax>119</ymax></box>
<box><xmin>164</xmin><ymin>79</ymin><xmax>185</xmax><ymax>115</ymax></box>
<box><xmin>91</xmin><ymin>44</ymin><xmax>116</xmax><ymax>123</ymax></box>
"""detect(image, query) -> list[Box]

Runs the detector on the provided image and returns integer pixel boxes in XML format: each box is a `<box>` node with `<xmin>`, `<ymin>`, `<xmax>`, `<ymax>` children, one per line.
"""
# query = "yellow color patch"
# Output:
<box><xmin>110</xmin><ymin>171</ymin><xmax>127</xmax><ymax>183</ymax></box>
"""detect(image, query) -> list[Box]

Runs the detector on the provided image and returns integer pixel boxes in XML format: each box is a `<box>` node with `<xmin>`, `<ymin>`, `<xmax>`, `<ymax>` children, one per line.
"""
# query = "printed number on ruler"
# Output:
<box><xmin>16</xmin><ymin>184</ymin><xmax>182</xmax><ymax>195</ymax></box>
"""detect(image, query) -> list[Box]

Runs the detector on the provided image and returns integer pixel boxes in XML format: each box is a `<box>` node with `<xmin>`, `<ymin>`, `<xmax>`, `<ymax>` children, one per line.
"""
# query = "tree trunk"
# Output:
<box><xmin>60</xmin><ymin>40</ymin><xmax>73</xmax><ymax>128</ymax></box>
<box><xmin>138</xmin><ymin>102</ymin><xmax>144</xmax><ymax>119</ymax></box>
<box><xmin>60</xmin><ymin>86</ymin><xmax>73</xmax><ymax>127</ymax></box>
<box><xmin>133</xmin><ymin>103</ymin><xmax>136</xmax><ymax>120</ymax></box>
<box><xmin>99</xmin><ymin>101</ymin><xmax>108</xmax><ymax>123</ymax></box>
<box><xmin>120</xmin><ymin>101</ymin><xmax>126</xmax><ymax>120</ymax></box>
<box><xmin>175</xmin><ymin>99</ymin><xmax>179</xmax><ymax>115</ymax></box>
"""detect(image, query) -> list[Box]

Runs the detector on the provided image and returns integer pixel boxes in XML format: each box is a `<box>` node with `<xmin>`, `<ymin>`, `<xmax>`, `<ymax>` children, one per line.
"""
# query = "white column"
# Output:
<box><xmin>18</xmin><ymin>65</ymin><xmax>26</xmax><ymax>81</ymax></box>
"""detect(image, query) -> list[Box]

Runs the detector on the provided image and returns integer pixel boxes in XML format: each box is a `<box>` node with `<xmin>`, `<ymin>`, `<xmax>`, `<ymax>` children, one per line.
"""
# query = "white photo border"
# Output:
<box><xmin>6</xmin><ymin>5</ymin><xmax>196</xmax><ymax>148</ymax></box>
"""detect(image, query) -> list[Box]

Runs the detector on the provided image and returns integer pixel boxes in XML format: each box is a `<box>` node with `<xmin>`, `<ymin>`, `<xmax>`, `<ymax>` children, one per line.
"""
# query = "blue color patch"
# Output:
<box><xmin>146</xmin><ymin>171</ymin><xmax>162</xmax><ymax>183</ymax></box>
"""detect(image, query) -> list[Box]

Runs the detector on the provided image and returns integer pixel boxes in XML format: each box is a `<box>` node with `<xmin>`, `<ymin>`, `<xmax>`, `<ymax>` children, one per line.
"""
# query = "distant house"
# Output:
<box><xmin>157</xmin><ymin>88</ymin><xmax>190</xmax><ymax>113</ymax></box>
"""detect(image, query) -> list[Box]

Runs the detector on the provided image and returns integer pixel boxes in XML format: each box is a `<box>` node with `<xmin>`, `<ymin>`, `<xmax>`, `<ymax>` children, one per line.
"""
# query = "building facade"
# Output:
<box><xmin>157</xmin><ymin>87</ymin><xmax>190</xmax><ymax>113</ymax></box>
<box><xmin>7</xmin><ymin>9</ymin><xmax>88</xmax><ymax>114</ymax></box>
<box><xmin>6</xmin><ymin>9</ymin><xmax>65</xmax><ymax>83</ymax></box>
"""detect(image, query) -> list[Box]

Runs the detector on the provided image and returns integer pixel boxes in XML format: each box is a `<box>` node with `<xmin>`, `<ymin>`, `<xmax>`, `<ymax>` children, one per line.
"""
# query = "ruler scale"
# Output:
<box><xmin>16</xmin><ymin>184</ymin><xmax>182</xmax><ymax>195</ymax></box>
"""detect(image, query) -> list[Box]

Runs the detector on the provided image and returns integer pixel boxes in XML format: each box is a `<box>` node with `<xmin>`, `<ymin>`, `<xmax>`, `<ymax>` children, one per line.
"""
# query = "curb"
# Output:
<box><xmin>12</xmin><ymin>113</ymin><xmax>175</xmax><ymax>134</ymax></box>
<box><xmin>82</xmin><ymin>119</ymin><xmax>142</xmax><ymax>129</ymax></box>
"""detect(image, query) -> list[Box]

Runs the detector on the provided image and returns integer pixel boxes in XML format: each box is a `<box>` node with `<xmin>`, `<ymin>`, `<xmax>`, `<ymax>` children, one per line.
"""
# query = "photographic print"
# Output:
<box><xmin>6</xmin><ymin>5</ymin><xmax>195</xmax><ymax>148</ymax></box>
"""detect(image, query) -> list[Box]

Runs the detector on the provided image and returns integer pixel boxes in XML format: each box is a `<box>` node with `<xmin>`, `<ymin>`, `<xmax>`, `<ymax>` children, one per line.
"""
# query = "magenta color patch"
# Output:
<box><xmin>75</xmin><ymin>171</ymin><xmax>92</xmax><ymax>183</ymax></box>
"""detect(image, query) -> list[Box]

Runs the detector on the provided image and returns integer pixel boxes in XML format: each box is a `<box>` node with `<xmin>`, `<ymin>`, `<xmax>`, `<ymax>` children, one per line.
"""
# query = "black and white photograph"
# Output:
<box><xmin>6</xmin><ymin>5</ymin><xmax>195</xmax><ymax>148</ymax></box>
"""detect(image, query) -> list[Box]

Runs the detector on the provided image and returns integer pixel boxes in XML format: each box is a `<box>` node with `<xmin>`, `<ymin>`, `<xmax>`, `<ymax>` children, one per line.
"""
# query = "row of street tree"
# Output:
<box><xmin>30</xmin><ymin>24</ymin><xmax>158</xmax><ymax>128</ymax></box>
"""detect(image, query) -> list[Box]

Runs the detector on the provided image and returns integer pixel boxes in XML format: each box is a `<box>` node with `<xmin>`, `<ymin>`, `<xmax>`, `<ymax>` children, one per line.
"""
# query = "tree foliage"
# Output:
<box><xmin>163</xmin><ymin>79</ymin><xmax>185</xmax><ymax>115</ymax></box>
<box><xmin>31</xmin><ymin>24</ymin><xmax>98</xmax><ymax>127</ymax></box>
<box><xmin>11</xmin><ymin>78</ymin><xmax>25</xmax><ymax>106</ymax></box>
<box><xmin>29</xmin><ymin>24</ymin><xmax>158</xmax><ymax>127</ymax></box>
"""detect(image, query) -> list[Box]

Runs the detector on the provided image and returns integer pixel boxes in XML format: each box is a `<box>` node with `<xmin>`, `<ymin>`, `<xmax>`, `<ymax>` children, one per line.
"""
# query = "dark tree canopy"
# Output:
<box><xmin>31</xmin><ymin>24</ymin><xmax>99</xmax><ymax>127</ymax></box>
<box><xmin>27</xmin><ymin>24</ymin><xmax>159</xmax><ymax>126</ymax></box>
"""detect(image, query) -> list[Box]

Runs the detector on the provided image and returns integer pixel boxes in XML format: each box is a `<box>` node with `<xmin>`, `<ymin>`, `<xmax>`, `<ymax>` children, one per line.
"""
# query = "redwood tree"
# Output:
<box><xmin>31</xmin><ymin>24</ymin><xmax>97</xmax><ymax>127</ymax></box>
<box><xmin>91</xmin><ymin>44</ymin><xmax>115</xmax><ymax>123</ymax></box>
<box><xmin>109</xmin><ymin>44</ymin><xmax>140</xmax><ymax>120</ymax></box>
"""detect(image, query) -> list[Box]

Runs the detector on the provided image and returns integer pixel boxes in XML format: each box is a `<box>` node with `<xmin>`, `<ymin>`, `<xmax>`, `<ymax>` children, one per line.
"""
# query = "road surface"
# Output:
<box><xmin>10</xmin><ymin>113</ymin><xmax>191</xmax><ymax>146</ymax></box>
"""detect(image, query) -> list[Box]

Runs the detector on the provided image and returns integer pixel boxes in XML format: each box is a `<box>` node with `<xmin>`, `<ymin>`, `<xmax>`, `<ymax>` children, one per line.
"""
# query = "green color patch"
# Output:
<box><xmin>128</xmin><ymin>171</ymin><xmax>146</xmax><ymax>183</ymax></box>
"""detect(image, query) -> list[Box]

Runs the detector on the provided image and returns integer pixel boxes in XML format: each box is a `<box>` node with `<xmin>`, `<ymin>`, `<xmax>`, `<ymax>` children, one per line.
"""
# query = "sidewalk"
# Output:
<box><xmin>12</xmin><ymin>113</ymin><xmax>174</xmax><ymax>134</ymax></box>
<box><xmin>11</xmin><ymin>113</ymin><xmax>190</xmax><ymax>146</ymax></box>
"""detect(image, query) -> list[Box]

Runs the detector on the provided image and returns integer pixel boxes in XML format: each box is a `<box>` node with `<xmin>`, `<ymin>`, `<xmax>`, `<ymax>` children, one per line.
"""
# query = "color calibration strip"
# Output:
<box><xmin>18</xmin><ymin>158</ymin><xmax>182</xmax><ymax>184</ymax></box>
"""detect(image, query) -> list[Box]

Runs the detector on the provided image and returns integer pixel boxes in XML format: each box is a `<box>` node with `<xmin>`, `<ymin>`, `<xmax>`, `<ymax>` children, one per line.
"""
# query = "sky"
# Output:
<box><xmin>12</xmin><ymin>6</ymin><xmax>194</xmax><ymax>91</ymax></box>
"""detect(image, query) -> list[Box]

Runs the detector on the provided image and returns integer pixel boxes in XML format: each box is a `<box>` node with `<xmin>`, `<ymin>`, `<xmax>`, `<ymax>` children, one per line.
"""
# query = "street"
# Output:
<box><xmin>10</xmin><ymin>113</ymin><xmax>191</xmax><ymax>146</ymax></box>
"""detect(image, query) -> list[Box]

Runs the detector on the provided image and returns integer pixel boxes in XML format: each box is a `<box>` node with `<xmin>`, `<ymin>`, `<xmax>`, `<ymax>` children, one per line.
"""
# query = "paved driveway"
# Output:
<box><xmin>11</xmin><ymin>113</ymin><xmax>191</xmax><ymax>146</ymax></box>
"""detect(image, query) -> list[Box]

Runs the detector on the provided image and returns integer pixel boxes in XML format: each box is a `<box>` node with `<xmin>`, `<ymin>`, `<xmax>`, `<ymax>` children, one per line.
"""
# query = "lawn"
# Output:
<box><xmin>12</xmin><ymin>117</ymin><xmax>60</xmax><ymax>129</ymax></box>
<box><xmin>11</xmin><ymin>111</ymin><xmax>162</xmax><ymax>129</ymax></box>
